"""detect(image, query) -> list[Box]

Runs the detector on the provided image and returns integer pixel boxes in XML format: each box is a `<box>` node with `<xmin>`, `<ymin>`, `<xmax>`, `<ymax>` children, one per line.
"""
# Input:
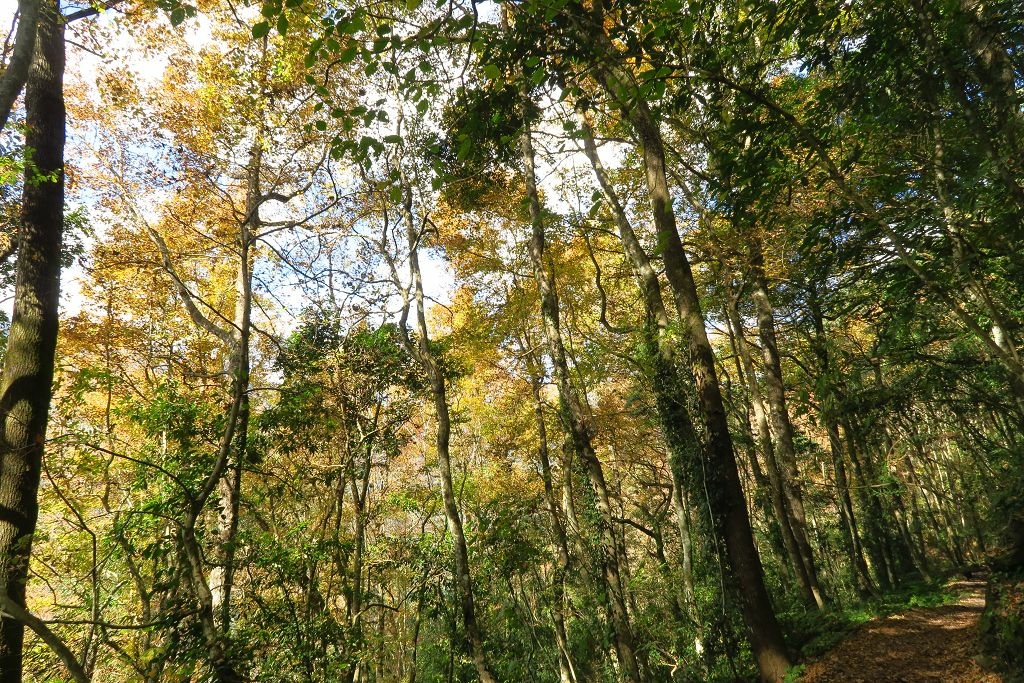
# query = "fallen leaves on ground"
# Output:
<box><xmin>801</xmin><ymin>581</ymin><xmax>1002</xmax><ymax>683</ymax></box>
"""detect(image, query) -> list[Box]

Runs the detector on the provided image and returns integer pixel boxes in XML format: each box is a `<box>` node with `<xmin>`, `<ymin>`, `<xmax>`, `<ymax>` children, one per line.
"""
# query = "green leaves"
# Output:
<box><xmin>482</xmin><ymin>63</ymin><xmax>502</xmax><ymax>81</ymax></box>
<box><xmin>156</xmin><ymin>0</ymin><xmax>197</xmax><ymax>27</ymax></box>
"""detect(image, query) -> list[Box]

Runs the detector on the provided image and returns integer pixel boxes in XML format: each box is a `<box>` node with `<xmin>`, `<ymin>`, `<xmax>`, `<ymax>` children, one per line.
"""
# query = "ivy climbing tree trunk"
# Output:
<box><xmin>578</xmin><ymin>118</ymin><xmax>705</xmax><ymax>643</ymax></box>
<box><xmin>0</xmin><ymin>2</ymin><xmax>64</xmax><ymax>678</ymax></box>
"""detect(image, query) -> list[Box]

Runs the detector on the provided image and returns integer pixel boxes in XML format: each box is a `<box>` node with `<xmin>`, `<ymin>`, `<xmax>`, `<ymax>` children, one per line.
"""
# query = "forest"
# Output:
<box><xmin>0</xmin><ymin>0</ymin><xmax>1022</xmax><ymax>681</ymax></box>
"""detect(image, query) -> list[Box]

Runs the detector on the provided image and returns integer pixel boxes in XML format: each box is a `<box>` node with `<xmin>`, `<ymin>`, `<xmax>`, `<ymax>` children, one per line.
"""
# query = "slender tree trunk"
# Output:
<box><xmin>578</xmin><ymin>35</ymin><xmax>789</xmax><ymax>668</ymax></box>
<box><xmin>891</xmin><ymin>488</ymin><xmax>931</xmax><ymax>581</ymax></box>
<box><xmin>748</xmin><ymin>245</ymin><xmax>825</xmax><ymax>608</ymax></box>
<box><xmin>342</xmin><ymin>438</ymin><xmax>372</xmax><ymax>683</ymax></box>
<box><xmin>721</xmin><ymin>305</ymin><xmax>792</xmax><ymax>578</ymax></box>
<box><xmin>579</xmin><ymin>118</ymin><xmax>708</xmax><ymax>627</ymax></box>
<box><xmin>210</xmin><ymin>143</ymin><xmax>257</xmax><ymax>635</ymax></box>
<box><xmin>725</xmin><ymin>296</ymin><xmax>812</xmax><ymax>602</ymax></box>
<box><xmin>526</xmin><ymin>364</ymin><xmax>578</xmax><ymax>683</ymax></box>
<box><xmin>581</xmin><ymin>117</ymin><xmax>719</xmax><ymax>670</ymax></box>
<box><xmin>0</xmin><ymin>0</ymin><xmax>40</xmax><ymax>132</ymax></box>
<box><xmin>0</xmin><ymin>3</ymin><xmax>64</xmax><ymax>677</ymax></box>
<box><xmin>904</xmin><ymin>459</ymin><xmax>933</xmax><ymax>571</ymax></box>
<box><xmin>400</xmin><ymin>180</ymin><xmax>496</xmax><ymax>683</ymax></box>
<box><xmin>829</xmin><ymin>420</ymin><xmax>876</xmax><ymax>595</ymax></box>
<box><xmin>905</xmin><ymin>442</ymin><xmax>958</xmax><ymax>565</ymax></box>
<box><xmin>805</xmin><ymin>289</ymin><xmax>874</xmax><ymax>595</ymax></box>
<box><xmin>842</xmin><ymin>423</ymin><xmax>895</xmax><ymax>589</ymax></box>
<box><xmin>520</xmin><ymin>113</ymin><xmax>642</xmax><ymax>683</ymax></box>
<box><xmin>599</xmin><ymin>95</ymin><xmax>790</xmax><ymax>683</ymax></box>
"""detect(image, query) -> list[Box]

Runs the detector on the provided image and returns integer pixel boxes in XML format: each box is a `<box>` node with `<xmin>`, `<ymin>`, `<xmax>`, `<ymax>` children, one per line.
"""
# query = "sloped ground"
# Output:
<box><xmin>800</xmin><ymin>581</ymin><xmax>1002</xmax><ymax>682</ymax></box>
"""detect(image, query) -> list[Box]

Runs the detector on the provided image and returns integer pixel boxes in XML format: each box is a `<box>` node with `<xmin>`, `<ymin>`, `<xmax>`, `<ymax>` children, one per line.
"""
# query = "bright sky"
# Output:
<box><xmin>0</xmin><ymin>1</ymin><xmax>627</xmax><ymax>335</ymax></box>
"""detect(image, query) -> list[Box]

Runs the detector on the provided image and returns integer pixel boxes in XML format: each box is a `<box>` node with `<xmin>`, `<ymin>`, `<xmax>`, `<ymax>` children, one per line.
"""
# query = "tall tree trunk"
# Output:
<box><xmin>579</xmin><ymin>118</ymin><xmax>719</xmax><ymax>669</ymax></box>
<box><xmin>725</xmin><ymin>295</ymin><xmax>813</xmax><ymax>602</ymax></box>
<box><xmin>0</xmin><ymin>3</ymin><xmax>63</xmax><ymax>677</ymax></box>
<box><xmin>400</xmin><ymin>180</ymin><xmax>496</xmax><ymax>683</ymax></box>
<box><xmin>210</xmin><ymin>142</ymin><xmax>257</xmax><ymax>635</ymax></box>
<box><xmin>842</xmin><ymin>423</ymin><xmax>895</xmax><ymax>589</ymax></box>
<box><xmin>525</xmin><ymin>361</ymin><xmax>578</xmax><ymax>683</ymax></box>
<box><xmin>579</xmin><ymin>118</ymin><xmax>705</xmax><ymax>600</ymax></box>
<box><xmin>720</xmin><ymin>304</ymin><xmax>792</xmax><ymax>579</ymax></box>
<box><xmin>520</xmin><ymin>113</ymin><xmax>643</xmax><ymax>683</ymax></box>
<box><xmin>584</xmin><ymin>16</ymin><xmax>790</xmax><ymax>672</ymax></box>
<box><xmin>748</xmin><ymin>243</ymin><xmax>826</xmax><ymax>608</ymax></box>
<box><xmin>0</xmin><ymin>0</ymin><xmax>41</xmax><ymax>133</ymax></box>
<box><xmin>805</xmin><ymin>288</ymin><xmax>875</xmax><ymax>595</ymax></box>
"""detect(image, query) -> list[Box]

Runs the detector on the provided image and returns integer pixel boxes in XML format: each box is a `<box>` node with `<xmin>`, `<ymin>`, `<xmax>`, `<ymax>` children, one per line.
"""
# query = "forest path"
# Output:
<box><xmin>800</xmin><ymin>580</ymin><xmax>1001</xmax><ymax>682</ymax></box>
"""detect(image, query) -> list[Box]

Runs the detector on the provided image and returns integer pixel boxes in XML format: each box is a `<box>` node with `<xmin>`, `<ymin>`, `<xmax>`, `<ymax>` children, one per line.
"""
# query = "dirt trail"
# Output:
<box><xmin>800</xmin><ymin>580</ymin><xmax>1001</xmax><ymax>683</ymax></box>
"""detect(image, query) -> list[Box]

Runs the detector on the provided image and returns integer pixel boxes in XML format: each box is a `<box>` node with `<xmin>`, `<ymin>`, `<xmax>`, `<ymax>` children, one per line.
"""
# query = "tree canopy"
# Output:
<box><xmin>0</xmin><ymin>0</ymin><xmax>1021</xmax><ymax>681</ymax></box>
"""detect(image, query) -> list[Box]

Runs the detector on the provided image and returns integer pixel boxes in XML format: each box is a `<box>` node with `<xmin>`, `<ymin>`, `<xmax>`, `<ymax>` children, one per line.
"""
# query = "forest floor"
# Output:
<box><xmin>799</xmin><ymin>580</ymin><xmax>1002</xmax><ymax>682</ymax></box>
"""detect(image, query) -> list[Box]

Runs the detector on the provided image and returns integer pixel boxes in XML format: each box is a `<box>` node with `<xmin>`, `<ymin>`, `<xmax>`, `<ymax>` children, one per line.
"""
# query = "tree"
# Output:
<box><xmin>0</xmin><ymin>0</ymin><xmax>64</xmax><ymax>677</ymax></box>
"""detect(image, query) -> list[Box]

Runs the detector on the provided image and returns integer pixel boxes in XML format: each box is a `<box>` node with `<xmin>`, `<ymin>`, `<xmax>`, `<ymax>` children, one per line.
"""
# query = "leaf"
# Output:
<box><xmin>277</xmin><ymin>14</ymin><xmax>289</xmax><ymax>35</ymax></box>
<box><xmin>482</xmin><ymin>63</ymin><xmax>501</xmax><ymax>81</ymax></box>
<box><xmin>343</xmin><ymin>12</ymin><xmax>366</xmax><ymax>34</ymax></box>
<box><xmin>170</xmin><ymin>7</ymin><xmax>186</xmax><ymax>25</ymax></box>
<box><xmin>407</xmin><ymin>0</ymin><xmax>422</xmax><ymax>10</ymax></box>
<box><xmin>252</xmin><ymin>21</ymin><xmax>270</xmax><ymax>38</ymax></box>
<box><xmin>457</xmin><ymin>135</ymin><xmax>472</xmax><ymax>160</ymax></box>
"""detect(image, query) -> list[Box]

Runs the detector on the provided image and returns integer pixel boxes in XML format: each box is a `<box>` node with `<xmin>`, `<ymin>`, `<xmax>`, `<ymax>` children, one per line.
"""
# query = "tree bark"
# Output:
<box><xmin>520</xmin><ymin>113</ymin><xmax>643</xmax><ymax>683</ymax></box>
<box><xmin>725</xmin><ymin>295</ymin><xmax>813</xmax><ymax>602</ymax></box>
<box><xmin>580</xmin><ymin>118</ymin><xmax>723</xmax><ymax>670</ymax></box>
<box><xmin>0</xmin><ymin>0</ymin><xmax>40</xmax><ymax>132</ymax></box>
<box><xmin>400</xmin><ymin>179</ymin><xmax>496</xmax><ymax>683</ymax></box>
<box><xmin>748</xmin><ymin>243</ymin><xmax>826</xmax><ymax>608</ymax></box>
<box><xmin>209</xmin><ymin>142</ymin><xmax>257</xmax><ymax>635</ymax></box>
<box><xmin>525</xmin><ymin>359</ymin><xmax>578</xmax><ymax>683</ymax></box>
<box><xmin>584</xmin><ymin>12</ymin><xmax>791</xmax><ymax>674</ymax></box>
<box><xmin>0</xmin><ymin>3</ymin><xmax>63</xmax><ymax>677</ymax></box>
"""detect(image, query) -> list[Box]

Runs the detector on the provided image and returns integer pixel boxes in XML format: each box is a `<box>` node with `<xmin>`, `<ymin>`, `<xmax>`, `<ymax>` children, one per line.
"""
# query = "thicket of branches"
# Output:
<box><xmin>0</xmin><ymin>0</ymin><xmax>1021</xmax><ymax>681</ymax></box>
